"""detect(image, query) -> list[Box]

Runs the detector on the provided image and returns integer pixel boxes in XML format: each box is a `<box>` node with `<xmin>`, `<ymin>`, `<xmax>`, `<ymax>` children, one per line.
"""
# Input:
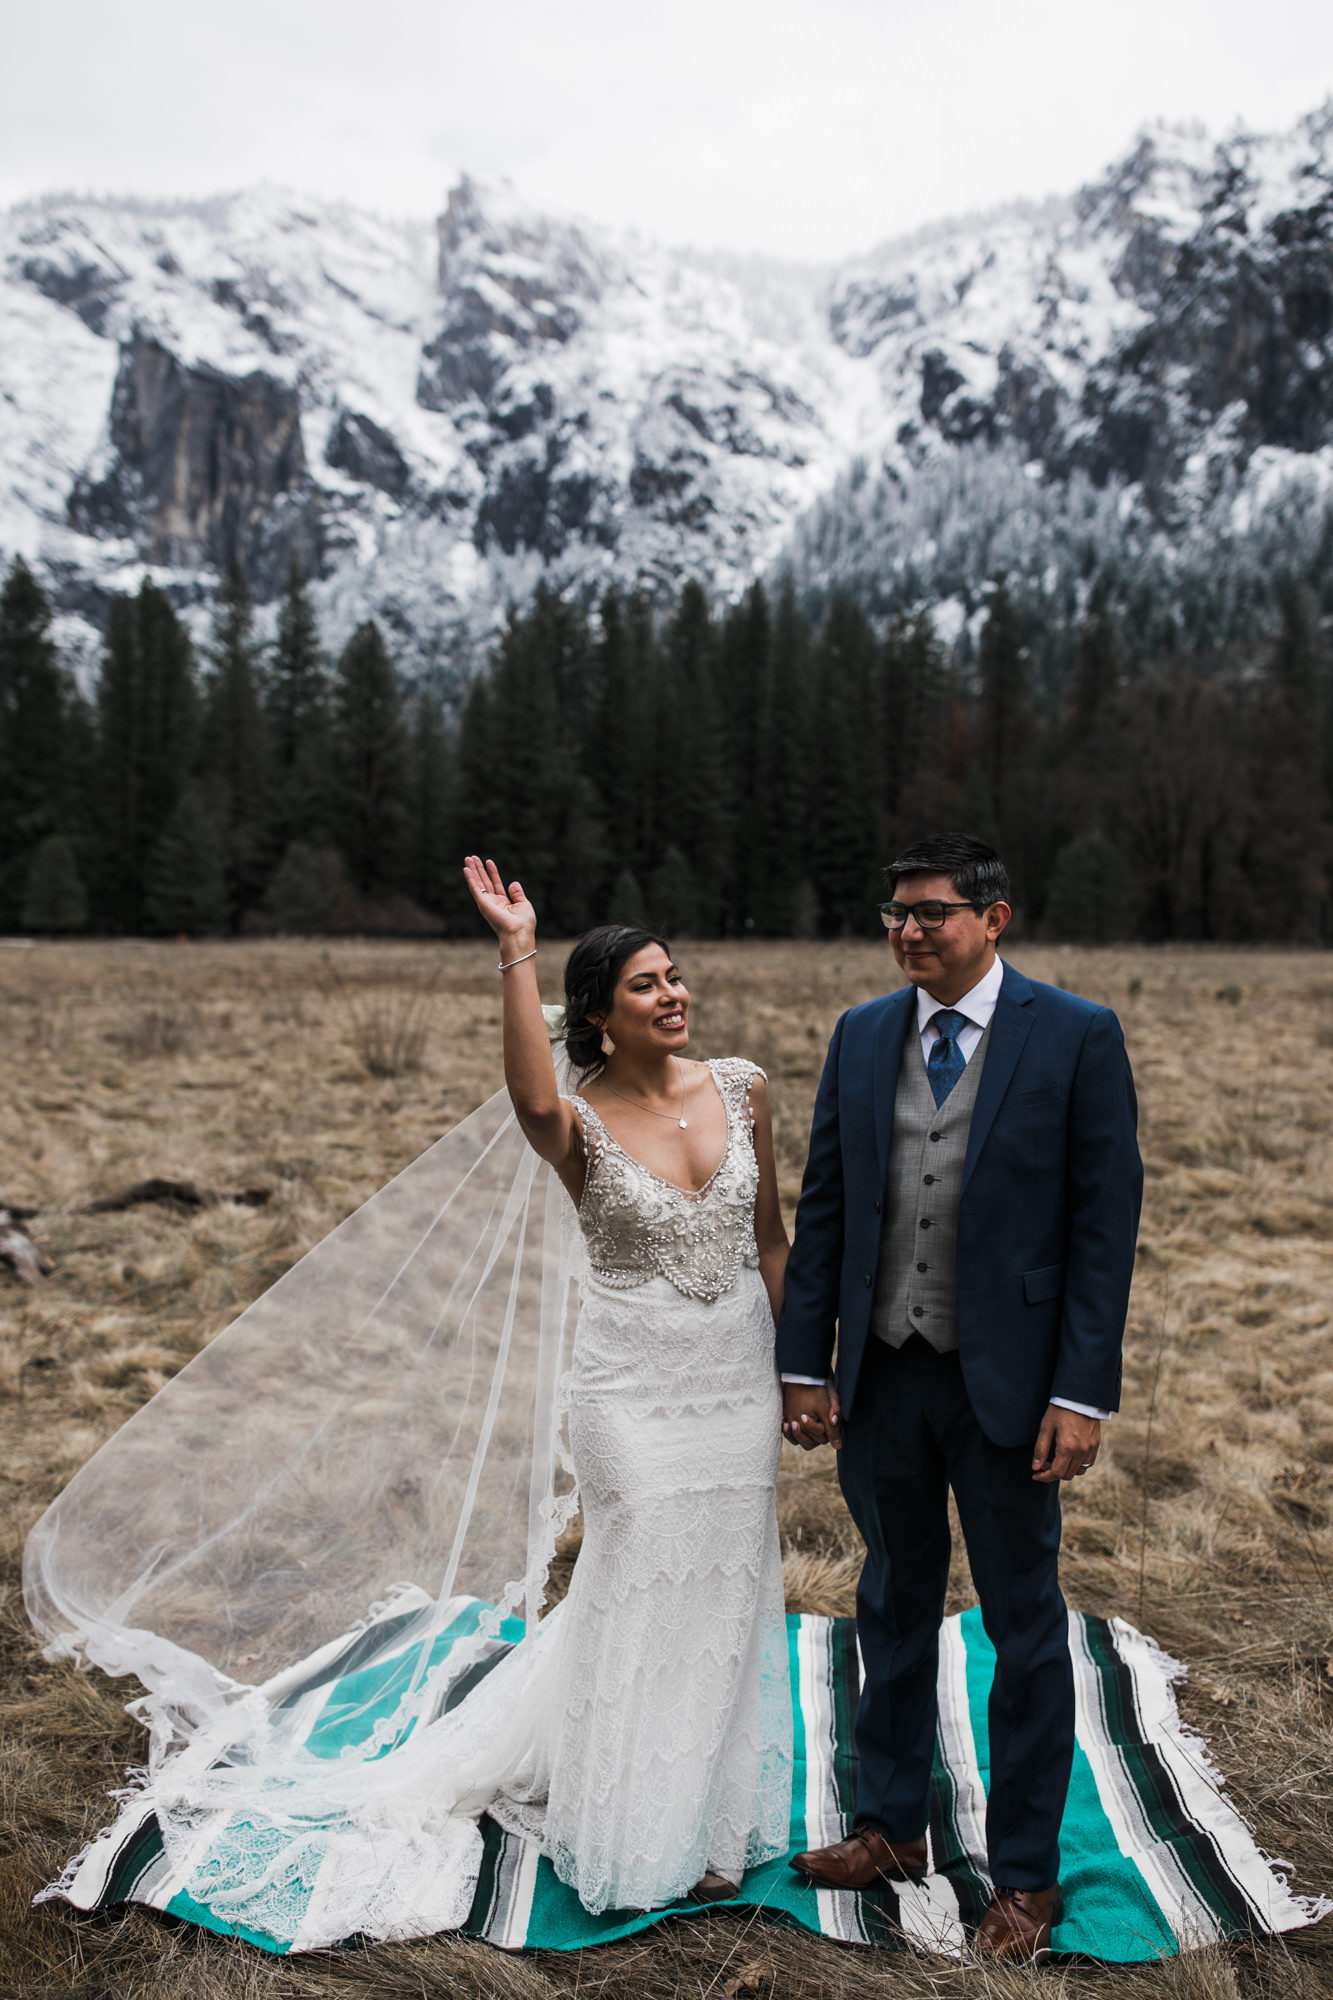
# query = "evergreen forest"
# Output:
<box><xmin>0</xmin><ymin>554</ymin><xmax>1327</xmax><ymax>946</ymax></box>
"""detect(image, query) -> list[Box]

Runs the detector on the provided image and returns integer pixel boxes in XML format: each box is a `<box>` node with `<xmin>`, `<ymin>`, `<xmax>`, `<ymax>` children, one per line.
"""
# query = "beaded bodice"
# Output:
<box><xmin>569</xmin><ymin>1058</ymin><xmax>764</xmax><ymax>1304</ymax></box>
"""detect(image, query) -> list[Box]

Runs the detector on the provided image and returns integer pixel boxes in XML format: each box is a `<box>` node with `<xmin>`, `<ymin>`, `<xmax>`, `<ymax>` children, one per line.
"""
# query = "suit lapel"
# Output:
<box><xmin>961</xmin><ymin>962</ymin><xmax>1034</xmax><ymax>1193</ymax></box>
<box><xmin>872</xmin><ymin>987</ymin><xmax>916</xmax><ymax>1181</ymax></box>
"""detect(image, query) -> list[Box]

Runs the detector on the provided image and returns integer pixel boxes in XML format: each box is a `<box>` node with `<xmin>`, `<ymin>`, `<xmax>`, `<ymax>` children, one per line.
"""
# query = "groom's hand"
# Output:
<box><xmin>1032</xmin><ymin>1404</ymin><xmax>1101</xmax><ymax>1482</ymax></box>
<box><xmin>782</xmin><ymin>1382</ymin><xmax>843</xmax><ymax>1452</ymax></box>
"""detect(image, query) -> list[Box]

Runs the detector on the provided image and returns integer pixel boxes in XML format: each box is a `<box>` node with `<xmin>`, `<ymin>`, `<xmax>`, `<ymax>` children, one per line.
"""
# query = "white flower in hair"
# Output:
<box><xmin>541</xmin><ymin>1004</ymin><xmax>568</xmax><ymax>1041</ymax></box>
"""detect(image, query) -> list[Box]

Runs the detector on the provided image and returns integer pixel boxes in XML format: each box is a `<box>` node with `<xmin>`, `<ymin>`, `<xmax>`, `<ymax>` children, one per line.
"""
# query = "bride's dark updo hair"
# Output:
<box><xmin>563</xmin><ymin>923</ymin><xmax>673</xmax><ymax>1078</ymax></box>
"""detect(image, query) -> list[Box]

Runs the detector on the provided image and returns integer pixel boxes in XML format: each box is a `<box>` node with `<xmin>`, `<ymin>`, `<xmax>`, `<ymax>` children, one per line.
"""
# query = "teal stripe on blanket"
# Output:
<box><xmin>62</xmin><ymin>1608</ymin><xmax>1325</xmax><ymax>1961</ymax></box>
<box><xmin>960</xmin><ymin>1608</ymin><xmax>1176</xmax><ymax>1959</ymax></box>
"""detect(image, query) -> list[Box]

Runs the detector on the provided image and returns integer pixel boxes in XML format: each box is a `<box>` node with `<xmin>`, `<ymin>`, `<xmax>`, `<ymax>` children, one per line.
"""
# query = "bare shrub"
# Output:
<box><xmin>108</xmin><ymin>1002</ymin><xmax>200</xmax><ymax>1057</ymax></box>
<box><xmin>261</xmin><ymin>981</ymin><xmax>311</xmax><ymax>1028</ymax></box>
<box><xmin>323</xmin><ymin>954</ymin><xmax>442</xmax><ymax>1078</ymax></box>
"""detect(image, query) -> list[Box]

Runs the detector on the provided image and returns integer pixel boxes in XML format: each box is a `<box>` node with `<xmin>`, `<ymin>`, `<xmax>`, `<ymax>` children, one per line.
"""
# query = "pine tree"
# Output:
<box><xmin>143</xmin><ymin>786</ymin><xmax>227</xmax><ymax>935</ymax></box>
<box><xmin>408</xmin><ymin>691</ymin><xmax>453</xmax><ymax>917</ymax></box>
<box><xmin>976</xmin><ymin>578</ymin><xmax>1031</xmax><ymax>820</ymax></box>
<box><xmin>198</xmin><ymin>566</ymin><xmax>270</xmax><ymax>923</ymax></box>
<box><xmin>718</xmin><ymin>583</ymin><xmax>771</xmax><ymax>930</ymax></box>
<box><xmin>1235</xmin><ymin>587</ymin><xmax>1326</xmax><ymax>939</ymax></box>
<box><xmin>1044</xmin><ymin>831</ymin><xmax>1131</xmax><ymax>942</ymax></box>
<box><xmin>586</xmin><ymin>591</ymin><xmax>645</xmax><ymax>883</ymax></box>
<box><xmin>617</xmin><ymin>590</ymin><xmax>664</xmax><ymax>882</ymax></box>
<box><xmin>95</xmin><ymin>580</ymin><xmax>197</xmax><ymax>930</ymax></box>
<box><xmin>481</xmin><ymin>607</ymin><xmax>564</xmax><ymax>913</ymax></box>
<box><xmin>609</xmin><ymin>867</ymin><xmax>647</xmax><ymax>926</ymax></box>
<box><xmin>883</xmin><ymin>613</ymin><xmax>945</xmax><ymax>806</ymax></box>
<box><xmin>1069</xmin><ymin>578</ymin><xmax>1119</xmax><ymax>742</ymax></box>
<box><xmin>261</xmin><ymin>841</ymin><xmax>340</xmax><ymax>933</ymax></box>
<box><xmin>62</xmin><ymin>681</ymin><xmax>98</xmax><ymax>875</ymax></box>
<box><xmin>331</xmin><ymin>621</ymin><xmax>410</xmax><ymax>895</ymax></box>
<box><xmin>659</xmin><ymin>582</ymin><xmax>727</xmax><ymax>933</ymax></box>
<box><xmin>647</xmin><ymin>844</ymin><xmax>698</xmax><ymax>934</ymax></box>
<box><xmin>750</xmin><ymin>576</ymin><xmax>811</xmax><ymax>934</ymax></box>
<box><xmin>883</xmin><ymin>611</ymin><xmax>951</xmax><ymax>841</ymax></box>
<box><xmin>974</xmin><ymin>576</ymin><xmax>1042</xmax><ymax>909</ymax></box>
<box><xmin>482</xmin><ymin>603</ymin><xmax>606</xmax><ymax>931</ymax></box>
<box><xmin>1101</xmin><ymin>674</ymin><xmax>1241</xmax><ymax>941</ymax></box>
<box><xmin>454</xmin><ymin>672</ymin><xmax>505</xmax><ymax>936</ymax></box>
<box><xmin>267</xmin><ymin>559</ymin><xmax>330</xmax><ymax>850</ymax></box>
<box><xmin>0</xmin><ymin>559</ymin><xmax>76</xmax><ymax>926</ymax></box>
<box><xmin>528</xmin><ymin>584</ymin><xmax>595</xmax><ymax>750</ymax></box>
<box><xmin>22</xmin><ymin>834</ymin><xmax>87</xmax><ymax>933</ymax></box>
<box><xmin>1273</xmin><ymin>584</ymin><xmax>1319</xmax><ymax>716</ymax></box>
<box><xmin>557</xmin><ymin>773</ymin><xmax>610</xmax><ymax>934</ymax></box>
<box><xmin>95</xmin><ymin>595</ymin><xmax>141</xmax><ymax>928</ymax></box>
<box><xmin>533</xmin><ymin>594</ymin><xmax>607</xmax><ymax>933</ymax></box>
<box><xmin>807</xmin><ymin>594</ymin><xmax>882</xmax><ymax>935</ymax></box>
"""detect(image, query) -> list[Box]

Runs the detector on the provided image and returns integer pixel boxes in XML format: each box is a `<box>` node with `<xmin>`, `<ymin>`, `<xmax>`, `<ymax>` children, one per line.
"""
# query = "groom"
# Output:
<box><xmin>777</xmin><ymin>833</ymin><xmax>1142</xmax><ymax>1961</ymax></box>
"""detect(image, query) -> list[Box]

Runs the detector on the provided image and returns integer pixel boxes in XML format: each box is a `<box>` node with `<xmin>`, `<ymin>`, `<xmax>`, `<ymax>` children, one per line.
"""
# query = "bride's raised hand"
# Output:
<box><xmin>462</xmin><ymin>856</ymin><xmax>578</xmax><ymax>1183</ymax></box>
<box><xmin>463</xmin><ymin>855</ymin><xmax>537</xmax><ymax>954</ymax></box>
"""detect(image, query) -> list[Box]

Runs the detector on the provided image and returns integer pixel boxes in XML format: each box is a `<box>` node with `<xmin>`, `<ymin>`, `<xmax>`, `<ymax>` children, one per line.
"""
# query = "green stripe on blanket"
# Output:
<box><xmin>52</xmin><ymin>1608</ymin><xmax>1328</xmax><ymax>1961</ymax></box>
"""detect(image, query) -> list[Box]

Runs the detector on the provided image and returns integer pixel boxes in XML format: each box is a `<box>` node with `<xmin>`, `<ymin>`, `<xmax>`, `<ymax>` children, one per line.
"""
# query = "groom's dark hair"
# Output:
<box><xmin>884</xmin><ymin>833</ymin><xmax>1010</xmax><ymax>910</ymax></box>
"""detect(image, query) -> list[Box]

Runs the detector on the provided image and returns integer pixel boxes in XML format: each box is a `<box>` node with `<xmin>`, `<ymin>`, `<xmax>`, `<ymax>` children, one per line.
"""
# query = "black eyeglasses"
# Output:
<box><xmin>878</xmin><ymin>900</ymin><xmax>983</xmax><ymax>932</ymax></box>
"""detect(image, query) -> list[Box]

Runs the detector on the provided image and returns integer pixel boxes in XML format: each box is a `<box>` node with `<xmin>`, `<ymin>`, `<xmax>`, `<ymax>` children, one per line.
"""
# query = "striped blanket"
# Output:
<box><xmin>52</xmin><ymin>1607</ymin><xmax>1328</xmax><ymax>1961</ymax></box>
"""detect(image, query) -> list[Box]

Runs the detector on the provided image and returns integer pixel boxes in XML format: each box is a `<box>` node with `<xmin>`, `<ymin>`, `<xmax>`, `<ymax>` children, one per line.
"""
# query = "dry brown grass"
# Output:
<box><xmin>2</xmin><ymin>937</ymin><xmax>1333</xmax><ymax>1997</ymax></box>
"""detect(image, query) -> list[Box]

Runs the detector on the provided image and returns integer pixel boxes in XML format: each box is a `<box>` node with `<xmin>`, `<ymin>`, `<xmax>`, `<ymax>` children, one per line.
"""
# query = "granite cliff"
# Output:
<box><xmin>2</xmin><ymin>105</ymin><xmax>1331</xmax><ymax>671</ymax></box>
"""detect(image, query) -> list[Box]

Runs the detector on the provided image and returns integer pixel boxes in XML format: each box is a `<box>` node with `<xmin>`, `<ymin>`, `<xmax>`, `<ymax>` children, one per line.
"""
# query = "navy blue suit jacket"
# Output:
<box><xmin>776</xmin><ymin>962</ymin><xmax>1143</xmax><ymax>1448</ymax></box>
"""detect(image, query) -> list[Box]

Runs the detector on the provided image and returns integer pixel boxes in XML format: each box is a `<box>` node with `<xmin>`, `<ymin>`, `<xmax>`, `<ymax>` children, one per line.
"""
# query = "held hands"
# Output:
<box><xmin>782</xmin><ymin>1381</ymin><xmax>843</xmax><ymax>1452</ymax></box>
<box><xmin>464</xmin><ymin>856</ymin><xmax>537</xmax><ymax>956</ymax></box>
<box><xmin>1031</xmin><ymin>1404</ymin><xmax>1101</xmax><ymax>1483</ymax></box>
<box><xmin>781</xmin><ymin>1389</ymin><xmax>1098</xmax><ymax>1471</ymax></box>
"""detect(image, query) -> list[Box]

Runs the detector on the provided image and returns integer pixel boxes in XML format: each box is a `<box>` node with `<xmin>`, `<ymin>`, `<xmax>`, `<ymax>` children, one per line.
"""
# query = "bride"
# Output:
<box><xmin>25</xmin><ymin>860</ymin><xmax>792</xmax><ymax>1948</ymax></box>
<box><xmin>458</xmin><ymin>858</ymin><xmax>792</xmax><ymax>1909</ymax></box>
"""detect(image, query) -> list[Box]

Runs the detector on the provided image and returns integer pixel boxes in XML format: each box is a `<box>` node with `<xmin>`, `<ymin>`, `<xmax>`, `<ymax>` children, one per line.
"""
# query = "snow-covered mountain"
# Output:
<box><xmin>794</xmin><ymin>109</ymin><xmax>1333</xmax><ymax>649</ymax></box>
<box><xmin>3</xmin><ymin>103</ymin><xmax>1332</xmax><ymax>675</ymax></box>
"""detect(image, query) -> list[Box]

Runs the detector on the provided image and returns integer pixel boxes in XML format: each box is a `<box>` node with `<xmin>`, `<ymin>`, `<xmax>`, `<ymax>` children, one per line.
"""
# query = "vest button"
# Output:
<box><xmin>919</xmin><ymin>1218</ymin><xmax>931</xmax><ymax>1229</ymax></box>
<box><xmin>929</xmin><ymin>1132</ymin><xmax>942</xmax><ymax>1142</ymax></box>
<box><xmin>873</xmin><ymin>1198</ymin><xmax>881</xmax><ymax>1213</ymax></box>
<box><xmin>923</xmin><ymin>1174</ymin><xmax>935</xmax><ymax>1185</ymax></box>
<box><xmin>912</xmin><ymin>1306</ymin><xmax>924</xmax><ymax>1317</ymax></box>
<box><xmin>864</xmin><ymin>1272</ymin><xmax>873</xmax><ymax>1286</ymax></box>
<box><xmin>917</xmin><ymin>1261</ymin><xmax>928</xmax><ymax>1272</ymax></box>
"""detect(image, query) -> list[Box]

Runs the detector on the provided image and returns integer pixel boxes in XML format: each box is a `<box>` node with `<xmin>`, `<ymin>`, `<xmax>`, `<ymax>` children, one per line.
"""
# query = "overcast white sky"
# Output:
<box><xmin>3</xmin><ymin>0</ymin><xmax>1332</xmax><ymax>258</ymax></box>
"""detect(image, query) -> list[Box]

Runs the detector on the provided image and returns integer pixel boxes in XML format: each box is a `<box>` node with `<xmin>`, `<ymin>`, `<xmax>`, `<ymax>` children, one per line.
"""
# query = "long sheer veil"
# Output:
<box><xmin>23</xmin><ymin>1058</ymin><xmax>589</xmax><ymax>1942</ymax></box>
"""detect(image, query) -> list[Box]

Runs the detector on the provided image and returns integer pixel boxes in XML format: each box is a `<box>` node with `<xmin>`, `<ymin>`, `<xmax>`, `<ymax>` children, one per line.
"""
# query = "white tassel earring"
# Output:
<box><xmin>601</xmin><ymin>1030</ymin><xmax>615</xmax><ymax>1056</ymax></box>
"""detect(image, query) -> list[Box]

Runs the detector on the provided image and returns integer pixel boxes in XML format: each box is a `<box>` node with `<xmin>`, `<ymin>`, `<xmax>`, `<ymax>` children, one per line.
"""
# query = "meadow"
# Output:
<box><xmin>2</xmin><ymin>936</ymin><xmax>1332</xmax><ymax>2000</ymax></box>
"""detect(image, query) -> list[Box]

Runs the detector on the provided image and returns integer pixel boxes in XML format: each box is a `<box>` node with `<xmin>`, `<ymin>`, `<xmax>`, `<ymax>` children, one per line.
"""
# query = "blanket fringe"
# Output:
<box><xmin>1110</xmin><ymin>1615</ymin><xmax>1332</xmax><ymax>1931</ymax></box>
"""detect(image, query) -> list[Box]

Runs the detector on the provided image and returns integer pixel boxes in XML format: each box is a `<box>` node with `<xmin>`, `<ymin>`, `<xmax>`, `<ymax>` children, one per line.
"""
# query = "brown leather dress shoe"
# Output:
<box><xmin>688</xmin><ymin>1870</ymin><xmax>740</xmax><ymax>1904</ymax></box>
<box><xmin>789</xmin><ymin>1825</ymin><xmax>928</xmax><ymax>1888</ymax></box>
<box><xmin>974</xmin><ymin>1883</ymin><xmax>1064</xmax><ymax>1960</ymax></box>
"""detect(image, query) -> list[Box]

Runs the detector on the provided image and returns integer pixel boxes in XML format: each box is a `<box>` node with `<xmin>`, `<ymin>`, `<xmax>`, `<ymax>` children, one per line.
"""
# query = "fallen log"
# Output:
<box><xmin>85</xmin><ymin>1179</ymin><xmax>272</xmax><ymax>1215</ymax></box>
<box><xmin>0</xmin><ymin>1208</ymin><xmax>53</xmax><ymax>1283</ymax></box>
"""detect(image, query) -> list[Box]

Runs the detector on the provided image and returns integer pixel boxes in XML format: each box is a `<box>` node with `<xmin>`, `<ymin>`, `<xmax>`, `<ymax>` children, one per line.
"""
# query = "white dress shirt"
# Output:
<box><xmin>782</xmin><ymin>957</ymin><xmax>1112</xmax><ymax>1422</ymax></box>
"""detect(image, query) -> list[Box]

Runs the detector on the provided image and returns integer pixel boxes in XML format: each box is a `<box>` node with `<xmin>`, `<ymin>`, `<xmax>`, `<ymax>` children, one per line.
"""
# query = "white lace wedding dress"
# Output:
<box><xmin>488</xmin><ymin>1057</ymin><xmax>792</xmax><ymax>1910</ymax></box>
<box><xmin>141</xmin><ymin>1056</ymin><xmax>791</xmax><ymax>1943</ymax></box>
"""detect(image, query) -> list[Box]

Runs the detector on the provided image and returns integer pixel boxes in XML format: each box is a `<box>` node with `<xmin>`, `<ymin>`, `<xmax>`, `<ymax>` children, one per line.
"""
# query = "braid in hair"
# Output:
<box><xmin>562</xmin><ymin>923</ymin><xmax>672</xmax><ymax>1079</ymax></box>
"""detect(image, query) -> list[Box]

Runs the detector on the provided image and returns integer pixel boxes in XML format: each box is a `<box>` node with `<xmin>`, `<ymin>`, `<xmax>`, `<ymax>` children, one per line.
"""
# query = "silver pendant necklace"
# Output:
<box><xmin>603</xmin><ymin>1056</ymin><xmax>690</xmax><ymax>1128</ymax></box>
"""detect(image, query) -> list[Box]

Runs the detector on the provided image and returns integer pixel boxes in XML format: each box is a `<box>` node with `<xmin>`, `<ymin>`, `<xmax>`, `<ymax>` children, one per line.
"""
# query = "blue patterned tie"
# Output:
<box><xmin>926</xmin><ymin>1009</ymin><xmax>969</xmax><ymax>1106</ymax></box>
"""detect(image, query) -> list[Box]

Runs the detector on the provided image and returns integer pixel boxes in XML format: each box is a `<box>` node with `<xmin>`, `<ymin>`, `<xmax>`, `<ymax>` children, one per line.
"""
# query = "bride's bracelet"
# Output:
<box><xmin>499</xmin><ymin>948</ymin><xmax>537</xmax><ymax>972</ymax></box>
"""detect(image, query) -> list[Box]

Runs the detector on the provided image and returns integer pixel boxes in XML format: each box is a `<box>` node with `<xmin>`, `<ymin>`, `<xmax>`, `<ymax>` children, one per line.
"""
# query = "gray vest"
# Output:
<box><xmin>870</xmin><ymin>1017</ymin><xmax>993</xmax><ymax>1353</ymax></box>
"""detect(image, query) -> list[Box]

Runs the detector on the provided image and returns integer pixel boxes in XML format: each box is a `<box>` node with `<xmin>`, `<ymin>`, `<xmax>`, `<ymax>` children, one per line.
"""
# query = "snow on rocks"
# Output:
<box><xmin>0</xmin><ymin>105</ymin><xmax>1331</xmax><ymax>671</ymax></box>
